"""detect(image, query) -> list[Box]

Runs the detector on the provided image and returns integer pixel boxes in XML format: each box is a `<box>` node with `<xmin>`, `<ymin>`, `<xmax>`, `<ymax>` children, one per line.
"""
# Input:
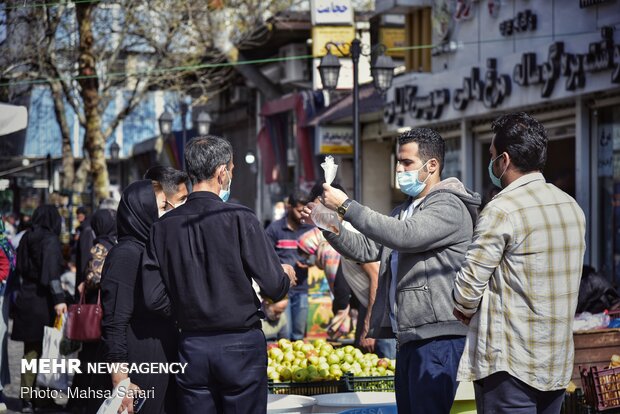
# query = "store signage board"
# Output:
<box><xmin>379</xmin><ymin>27</ymin><xmax>406</xmax><ymax>58</ymax></box>
<box><xmin>312</xmin><ymin>26</ymin><xmax>355</xmax><ymax>57</ymax></box>
<box><xmin>311</xmin><ymin>0</ymin><xmax>353</xmax><ymax>25</ymax></box>
<box><xmin>384</xmin><ymin>29</ymin><xmax>620</xmax><ymax>129</ymax></box>
<box><xmin>316</xmin><ymin>126</ymin><xmax>354</xmax><ymax>154</ymax></box>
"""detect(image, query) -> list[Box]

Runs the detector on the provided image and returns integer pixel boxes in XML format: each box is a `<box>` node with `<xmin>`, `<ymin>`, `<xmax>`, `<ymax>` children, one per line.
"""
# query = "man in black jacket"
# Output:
<box><xmin>142</xmin><ymin>135</ymin><xmax>296</xmax><ymax>414</ymax></box>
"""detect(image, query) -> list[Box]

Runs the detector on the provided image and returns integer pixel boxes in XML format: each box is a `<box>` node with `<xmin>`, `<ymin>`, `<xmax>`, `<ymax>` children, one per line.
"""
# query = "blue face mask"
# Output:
<box><xmin>397</xmin><ymin>160</ymin><xmax>431</xmax><ymax>197</ymax></box>
<box><xmin>488</xmin><ymin>153</ymin><xmax>507</xmax><ymax>189</ymax></box>
<box><xmin>219</xmin><ymin>168</ymin><xmax>232</xmax><ymax>202</ymax></box>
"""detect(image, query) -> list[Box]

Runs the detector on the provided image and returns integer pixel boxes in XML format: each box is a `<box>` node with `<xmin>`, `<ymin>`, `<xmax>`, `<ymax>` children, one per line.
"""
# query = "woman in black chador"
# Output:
<box><xmin>96</xmin><ymin>180</ymin><xmax>178</xmax><ymax>414</ymax></box>
<box><xmin>12</xmin><ymin>205</ymin><xmax>66</xmax><ymax>413</ymax></box>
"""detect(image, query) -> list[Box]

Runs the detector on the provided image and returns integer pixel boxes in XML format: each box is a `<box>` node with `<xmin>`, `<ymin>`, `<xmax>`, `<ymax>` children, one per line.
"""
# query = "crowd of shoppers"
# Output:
<box><xmin>0</xmin><ymin>112</ymin><xmax>589</xmax><ymax>414</ymax></box>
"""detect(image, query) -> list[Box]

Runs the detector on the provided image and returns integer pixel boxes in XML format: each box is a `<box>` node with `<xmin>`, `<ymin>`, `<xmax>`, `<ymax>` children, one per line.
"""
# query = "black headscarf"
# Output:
<box><xmin>117</xmin><ymin>180</ymin><xmax>158</xmax><ymax>246</ymax></box>
<box><xmin>17</xmin><ymin>205</ymin><xmax>62</xmax><ymax>286</ymax></box>
<box><xmin>91</xmin><ymin>208</ymin><xmax>117</xmax><ymax>248</ymax></box>
<box><xmin>32</xmin><ymin>205</ymin><xmax>62</xmax><ymax>236</ymax></box>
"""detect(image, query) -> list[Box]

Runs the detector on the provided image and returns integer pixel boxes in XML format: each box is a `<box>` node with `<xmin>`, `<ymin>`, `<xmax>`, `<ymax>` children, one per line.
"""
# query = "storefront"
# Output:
<box><xmin>380</xmin><ymin>0</ymin><xmax>620</xmax><ymax>283</ymax></box>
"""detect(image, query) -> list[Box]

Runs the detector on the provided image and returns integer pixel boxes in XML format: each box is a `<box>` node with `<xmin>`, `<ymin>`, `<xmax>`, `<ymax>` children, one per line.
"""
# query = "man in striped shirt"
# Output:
<box><xmin>266</xmin><ymin>190</ymin><xmax>314</xmax><ymax>340</ymax></box>
<box><xmin>453</xmin><ymin>112</ymin><xmax>586</xmax><ymax>414</ymax></box>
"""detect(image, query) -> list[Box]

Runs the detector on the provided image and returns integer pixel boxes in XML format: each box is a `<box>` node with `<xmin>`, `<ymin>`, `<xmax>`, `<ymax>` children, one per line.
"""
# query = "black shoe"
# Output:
<box><xmin>21</xmin><ymin>400</ymin><xmax>34</xmax><ymax>413</ymax></box>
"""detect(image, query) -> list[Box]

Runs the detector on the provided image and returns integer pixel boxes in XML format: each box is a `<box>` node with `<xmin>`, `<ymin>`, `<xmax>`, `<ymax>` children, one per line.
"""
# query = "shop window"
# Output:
<box><xmin>597</xmin><ymin>106</ymin><xmax>620</xmax><ymax>285</ymax></box>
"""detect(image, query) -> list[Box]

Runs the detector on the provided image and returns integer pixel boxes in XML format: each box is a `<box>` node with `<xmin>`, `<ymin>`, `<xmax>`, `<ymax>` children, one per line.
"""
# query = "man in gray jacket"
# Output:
<box><xmin>305</xmin><ymin>128</ymin><xmax>480</xmax><ymax>413</ymax></box>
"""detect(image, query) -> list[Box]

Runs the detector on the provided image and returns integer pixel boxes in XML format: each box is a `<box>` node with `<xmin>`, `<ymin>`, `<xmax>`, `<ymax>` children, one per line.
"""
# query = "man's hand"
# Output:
<box><xmin>54</xmin><ymin>303</ymin><xmax>67</xmax><ymax>316</ymax></box>
<box><xmin>453</xmin><ymin>308</ymin><xmax>471</xmax><ymax>326</ymax></box>
<box><xmin>282</xmin><ymin>264</ymin><xmax>297</xmax><ymax>287</ymax></box>
<box><xmin>359</xmin><ymin>336</ymin><xmax>376</xmax><ymax>353</ymax></box>
<box><xmin>300</xmin><ymin>202</ymin><xmax>318</xmax><ymax>226</ymax></box>
<box><xmin>322</xmin><ymin>184</ymin><xmax>349</xmax><ymax>211</ymax></box>
<box><xmin>77</xmin><ymin>281</ymin><xmax>85</xmax><ymax>296</ymax></box>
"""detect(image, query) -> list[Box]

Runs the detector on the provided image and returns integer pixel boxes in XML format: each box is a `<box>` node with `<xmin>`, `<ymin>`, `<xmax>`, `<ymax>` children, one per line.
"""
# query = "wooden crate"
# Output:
<box><xmin>573</xmin><ymin>328</ymin><xmax>620</xmax><ymax>384</ymax></box>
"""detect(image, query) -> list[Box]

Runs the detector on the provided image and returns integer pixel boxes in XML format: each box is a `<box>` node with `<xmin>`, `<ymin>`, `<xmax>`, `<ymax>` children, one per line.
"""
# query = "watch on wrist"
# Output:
<box><xmin>337</xmin><ymin>199</ymin><xmax>353</xmax><ymax>218</ymax></box>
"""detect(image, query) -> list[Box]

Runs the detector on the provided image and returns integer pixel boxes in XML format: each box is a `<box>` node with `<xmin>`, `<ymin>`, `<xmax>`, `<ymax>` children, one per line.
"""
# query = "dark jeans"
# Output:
<box><xmin>177</xmin><ymin>328</ymin><xmax>267</xmax><ymax>414</ymax></box>
<box><xmin>395</xmin><ymin>336</ymin><xmax>465</xmax><ymax>414</ymax></box>
<box><xmin>284</xmin><ymin>291</ymin><xmax>308</xmax><ymax>340</ymax></box>
<box><xmin>474</xmin><ymin>371</ymin><xmax>565</xmax><ymax>414</ymax></box>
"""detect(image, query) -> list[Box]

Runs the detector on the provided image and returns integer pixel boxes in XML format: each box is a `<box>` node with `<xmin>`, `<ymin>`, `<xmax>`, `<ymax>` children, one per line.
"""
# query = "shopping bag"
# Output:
<box><xmin>96</xmin><ymin>377</ymin><xmax>130</xmax><ymax>414</ymax></box>
<box><xmin>35</xmin><ymin>324</ymin><xmax>70</xmax><ymax>390</ymax></box>
<box><xmin>65</xmin><ymin>290</ymin><xmax>102</xmax><ymax>342</ymax></box>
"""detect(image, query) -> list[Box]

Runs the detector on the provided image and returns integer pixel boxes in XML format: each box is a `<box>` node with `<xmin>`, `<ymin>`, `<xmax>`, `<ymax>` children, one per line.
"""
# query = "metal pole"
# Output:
<box><xmin>351</xmin><ymin>39</ymin><xmax>362</xmax><ymax>202</ymax></box>
<box><xmin>181</xmin><ymin>103</ymin><xmax>187</xmax><ymax>170</ymax></box>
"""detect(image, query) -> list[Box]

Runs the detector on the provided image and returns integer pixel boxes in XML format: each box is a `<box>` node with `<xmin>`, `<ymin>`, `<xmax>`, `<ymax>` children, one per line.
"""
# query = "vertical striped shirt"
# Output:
<box><xmin>453</xmin><ymin>173</ymin><xmax>586</xmax><ymax>391</ymax></box>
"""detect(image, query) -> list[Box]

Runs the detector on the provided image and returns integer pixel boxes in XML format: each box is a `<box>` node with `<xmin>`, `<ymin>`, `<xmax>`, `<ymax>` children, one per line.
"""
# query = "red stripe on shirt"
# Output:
<box><xmin>276</xmin><ymin>240</ymin><xmax>298</xmax><ymax>249</ymax></box>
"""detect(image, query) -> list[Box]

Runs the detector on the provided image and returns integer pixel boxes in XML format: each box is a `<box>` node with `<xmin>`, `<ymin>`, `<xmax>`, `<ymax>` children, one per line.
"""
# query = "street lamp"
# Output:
<box><xmin>109</xmin><ymin>141</ymin><xmax>120</xmax><ymax>161</ymax></box>
<box><xmin>158</xmin><ymin>111</ymin><xmax>173</xmax><ymax>135</ymax></box>
<box><xmin>318</xmin><ymin>40</ymin><xmax>396</xmax><ymax>202</ymax></box>
<box><xmin>197</xmin><ymin>111</ymin><xmax>212</xmax><ymax>136</ymax></box>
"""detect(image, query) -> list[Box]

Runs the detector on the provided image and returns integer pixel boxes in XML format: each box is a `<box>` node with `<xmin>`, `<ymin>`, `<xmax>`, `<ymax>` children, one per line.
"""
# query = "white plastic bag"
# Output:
<box><xmin>321</xmin><ymin>156</ymin><xmax>338</xmax><ymax>185</ymax></box>
<box><xmin>36</xmin><ymin>325</ymin><xmax>70</xmax><ymax>390</ymax></box>
<box><xmin>310</xmin><ymin>202</ymin><xmax>340</xmax><ymax>233</ymax></box>
<box><xmin>97</xmin><ymin>377</ymin><xmax>131</xmax><ymax>414</ymax></box>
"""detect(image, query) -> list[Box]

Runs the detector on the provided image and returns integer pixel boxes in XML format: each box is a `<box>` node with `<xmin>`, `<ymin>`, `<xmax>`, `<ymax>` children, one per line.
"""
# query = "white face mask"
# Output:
<box><xmin>219</xmin><ymin>168</ymin><xmax>232</xmax><ymax>202</ymax></box>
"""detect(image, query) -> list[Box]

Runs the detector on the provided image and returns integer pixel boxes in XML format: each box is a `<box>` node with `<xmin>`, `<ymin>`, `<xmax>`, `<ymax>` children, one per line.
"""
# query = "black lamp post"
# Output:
<box><xmin>197</xmin><ymin>111</ymin><xmax>212</xmax><ymax>136</ymax></box>
<box><xmin>158</xmin><ymin>111</ymin><xmax>173</xmax><ymax>135</ymax></box>
<box><xmin>318</xmin><ymin>41</ymin><xmax>396</xmax><ymax>202</ymax></box>
<box><xmin>109</xmin><ymin>141</ymin><xmax>121</xmax><ymax>188</ymax></box>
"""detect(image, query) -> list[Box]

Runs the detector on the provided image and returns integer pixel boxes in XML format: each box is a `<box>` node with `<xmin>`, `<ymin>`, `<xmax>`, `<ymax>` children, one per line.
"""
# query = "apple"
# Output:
<box><xmin>318</xmin><ymin>362</ymin><xmax>330</xmax><ymax>371</ymax></box>
<box><xmin>280</xmin><ymin>367</ymin><xmax>292</xmax><ymax>381</ymax></box>
<box><xmin>284</xmin><ymin>352</ymin><xmax>295</xmax><ymax>363</ymax></box>
<box><xmin>343</xmin><ymin>345</ymin><xmax>355</xmax><ymax>354</ymax></box>
<box><xmin>343</xmin><ymin>354</ymin><xmax>354</xmax><ymax>364</ymax></box>
<box><xmin>308</xmin><ymin>355</ymin><xmax>320</xmax><ymax>366</ymax></box>
<box><xmin>340</xmin><ymin>362</ymin><xmax>352</xmax><ymax>372</ymax></box>
<box><xmin>318</xmin><ymin>368</ymin><xmax>329</xmax><ymax>379</ymax></box>
<box><xmin>301</xmin><ymin>343</ymin><xmax>314</xmax><ymax>354</ymax></box>
<box><xmin>376</xmin><ymin>358</ymin><xmax>389</xmax><ymax>369</ymax></box>
<box><xmin>305</xmin><ymin>349</ymin><xmax>319</xmax><ymax>358</ymax></box>
<box><xmin>293</xmin><ymin>340</ymin><xmax>305</xmax><ymax>351</ymax></box>
<box><xmin>293</xmin><ymin>368</ymin><xmax>308</xmax><ymax>382</ymax></box>
<box><xmin>388</xmin><ymin>360</ymin><xmax>396</xmax><ymax>371</ymax></box>
<box><xmin>335</xmin><ymin>349</ymin><xmax>345</xmax><ymax>361</ymax></box>
<box><xmin>278</xmin><ymin>338</ymin><xmax>292</xmax><ymax>351</ymax></box>
<box><xmin>327</xmin><ymin>353</ymin><xmax>341</xmax><ymax>365</ymax></box>
<box><xmin>295</xmin><ymin>351</ymin><xmax>305</xmax><ymax>360</ymax></box>
<box><xmin>329</xmin><ymin>365</ymin><xmax>343</xmax><ymax>378</ymax></box>
<box><xmin>313</xmin><ymin>339</ymin><xmax>326</xmax><ymax>349</ymax></box>
<box><xmin>377</xmin><ymin>366</ymin><xmax>387</xmax><ymax>376</ymax></box>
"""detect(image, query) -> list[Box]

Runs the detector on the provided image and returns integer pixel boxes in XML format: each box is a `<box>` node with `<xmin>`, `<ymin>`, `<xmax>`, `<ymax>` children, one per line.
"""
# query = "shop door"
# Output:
<box><xmin>597</xmin><ymin>105</ymin><xmax>620</xmax><ymax>286</ymax></box>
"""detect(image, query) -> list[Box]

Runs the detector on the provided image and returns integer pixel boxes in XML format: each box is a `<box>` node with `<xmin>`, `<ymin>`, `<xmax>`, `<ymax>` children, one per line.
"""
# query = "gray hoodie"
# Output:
<box><xmin>325</xmin><ymin>177</ymin><xmax>481</xmax><ymax>346</ymax></box>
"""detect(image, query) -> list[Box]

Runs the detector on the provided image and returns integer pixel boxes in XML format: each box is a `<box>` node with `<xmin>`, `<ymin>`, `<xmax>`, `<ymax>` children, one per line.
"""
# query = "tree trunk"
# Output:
<box><xmin>49</xmin><ymin>80</ymin><xmax>75</xmax><ymax>191</ymax></box>
<box><xmin>76</xmin><ymin>3</ymin><xmax>109</xmax><ymax>202</ymax></box>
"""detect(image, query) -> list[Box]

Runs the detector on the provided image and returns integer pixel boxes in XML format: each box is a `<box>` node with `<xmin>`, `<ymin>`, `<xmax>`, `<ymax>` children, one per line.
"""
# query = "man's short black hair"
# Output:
<box><xmin>184</xmin><ymin>135</ymin><xmax>233</xmax><ymax>184</ymax></box>
<box><xmin>491</xmin><ymin>112</ymin><xmax>547</xmax><ymax>173</ymax></box>
<box><xmin>144</xmin><ymin>166</ymin><xmax>189</xmax><ymax>197</ymax></box>
<box><xmin>397</xmin><ymin>128</ymin><xmax>445</xmax><ymax>174</ymax></box>
<box><xmin>76</xmin><ymin>206</ymin><xmax>88</xmax><ymax>216</ymax></box>
<box><xmin>287</xmin><ymin>190</ymin><xmax>310</xmax><ymax>207</ymax></box>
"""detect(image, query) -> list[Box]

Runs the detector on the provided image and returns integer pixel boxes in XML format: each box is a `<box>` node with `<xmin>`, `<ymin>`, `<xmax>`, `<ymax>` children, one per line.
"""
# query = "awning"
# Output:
<box><xmin>0</xmin><ymin>103</ymin><xmax>28</xmax><ymax>135</ymax></box>
<box><xmin>305</xmin><ymin>84</ymin><xmax>384</xmax><ymax>127</ymax></box>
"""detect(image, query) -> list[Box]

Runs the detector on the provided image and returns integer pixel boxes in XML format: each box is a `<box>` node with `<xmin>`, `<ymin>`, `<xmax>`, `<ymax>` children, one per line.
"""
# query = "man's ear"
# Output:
<box><xmin>427</xmin><ymin>158</ymin><xmax>439</xmax><ymax>174</ymax></box>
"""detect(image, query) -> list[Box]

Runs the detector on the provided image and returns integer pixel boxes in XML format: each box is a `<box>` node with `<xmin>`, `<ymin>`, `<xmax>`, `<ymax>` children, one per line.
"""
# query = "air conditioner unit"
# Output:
<box><xmin>279</xmin><ymin>44</ymin><xmax>309</xmax><ymax>84</ymax></box>
<box><xmin>230</xmin><ymin>86</ymin><xmax>249</xmax><ymax>105</ymax></box>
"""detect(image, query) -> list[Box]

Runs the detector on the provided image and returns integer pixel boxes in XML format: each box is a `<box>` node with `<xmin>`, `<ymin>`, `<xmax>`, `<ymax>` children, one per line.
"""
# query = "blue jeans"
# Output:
<box><xmin>284</xmin><ymin>291</ymin><xmax>308</xmax><ymax>340</ymax></box>
<box><xmin>395</xmin><ymin>335</ymin><xmax>465</xmax><ymax>414</ymax></box>
<box><xmin>474</xmin><ymin>371</ymin><xmax>565</xmax><ymax>414</ymax></box>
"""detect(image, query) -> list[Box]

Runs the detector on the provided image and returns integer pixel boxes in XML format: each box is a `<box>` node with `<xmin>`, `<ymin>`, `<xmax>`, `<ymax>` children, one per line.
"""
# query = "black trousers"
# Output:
<box><xmin>474</xmin><ymin>371</ymin><xmax>565</xmax><ymax>414</ymax></box>
<box><xmin>177</xmin><ymin>328</ymin><xmax>267</xmax><ymax>414</ymax></box>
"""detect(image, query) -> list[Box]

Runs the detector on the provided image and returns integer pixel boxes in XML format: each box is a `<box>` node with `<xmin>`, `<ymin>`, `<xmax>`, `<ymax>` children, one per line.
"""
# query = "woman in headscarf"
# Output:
<box><xmin>94</xmin><ymin>180</ymin><xmax>180</xmax><ymax>414</ymax></box>
<box><xmin>11</xmin><ymin>205</ymin><xmax>66</xmax><ymax>413</ymax></box>
<box><xmin>0</xmin><ymin>221</ymin><xmax>16</xmax><ymax>411</ymax></box>
<box><xmin>69</xmin><ymin>208</ymin><xmax>118</xmax><ymax>414</ymax></box>
<box><xmin>83</xmin><ymin>208</ymin><xmax>117</xmax><ymax>291</ymax></box>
